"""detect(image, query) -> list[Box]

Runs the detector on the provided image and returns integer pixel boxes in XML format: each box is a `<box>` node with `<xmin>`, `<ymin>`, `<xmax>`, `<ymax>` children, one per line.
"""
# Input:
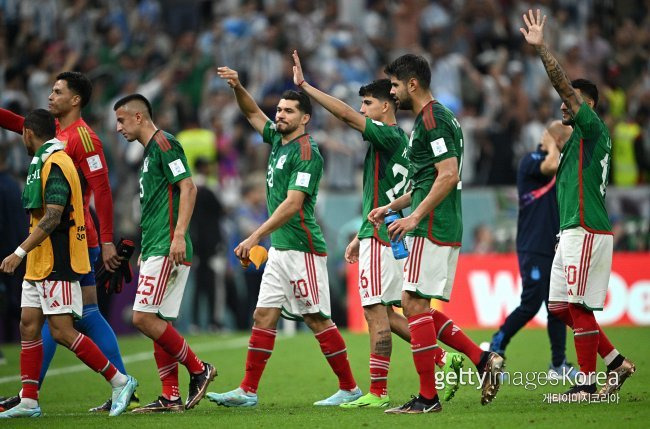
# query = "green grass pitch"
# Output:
<box><xmin>0</xmin><ymin>327</ymin><xmax>648</xmax><ymax>428</ymax></box>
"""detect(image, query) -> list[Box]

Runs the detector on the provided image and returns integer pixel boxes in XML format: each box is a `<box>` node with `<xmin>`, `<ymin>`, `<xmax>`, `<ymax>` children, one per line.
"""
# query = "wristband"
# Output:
<box><xmin>14</xmin><ymin>246</ymin><xmax>27</xmax><ymax>258</ymax></box>
<box><xmin>297</xmin><ymin>80</ymin><xmax>305</xmax><ymax>87</ymax></box>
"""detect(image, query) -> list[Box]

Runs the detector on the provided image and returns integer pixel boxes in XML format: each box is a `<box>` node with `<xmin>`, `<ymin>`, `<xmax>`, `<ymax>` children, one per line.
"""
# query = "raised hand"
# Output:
<box><xmin>520</xmin><ymin>9</ymin><xmax>547</xmax><ymax>46</ymax></box>
<box><xmin>292</xmin><ymin>50</ymin><xmax>305</xmax><ymax>86</ymax></box>
<box><xmin>217</xmin><ymin>67</ymin><xmax>242</xmax><ymax>88</ymax></box>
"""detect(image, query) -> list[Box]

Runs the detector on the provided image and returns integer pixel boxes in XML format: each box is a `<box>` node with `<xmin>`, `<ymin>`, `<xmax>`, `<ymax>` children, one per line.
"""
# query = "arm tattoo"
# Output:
<box><xmin>37</xmin><ymin>206</ymin><xmax>63</xmax><ymax>235</ymax></box>
<box><xmin>536</xmin><ymin>45</ymin><xmax>582</xmax><ymax>113</ymax></box>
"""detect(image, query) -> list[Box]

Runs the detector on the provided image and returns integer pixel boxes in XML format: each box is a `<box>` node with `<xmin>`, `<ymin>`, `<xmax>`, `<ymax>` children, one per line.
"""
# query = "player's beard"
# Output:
<box><xmin>276</xmin><ymin>121</ymin><xmax>299</xmax><ymax>135</ymax></box>
<box><xmin>395</xmin><ymin>95</ymin><xmax>412</xmax><ymax>111</ymax></box>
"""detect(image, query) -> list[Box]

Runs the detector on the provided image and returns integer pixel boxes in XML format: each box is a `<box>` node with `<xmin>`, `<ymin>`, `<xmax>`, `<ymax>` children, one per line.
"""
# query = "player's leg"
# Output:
<box><xmin>132</xmin><ymin>342</ymin><xmax>183</xmax><ymax>413</ymax></box>
<box><xmin>490</xmin><ymin>252</ymin><xmax>547</xmax><ymax>356</ymax></box>
<box><xmin>541</xmin><ymin>250</ymin><xmax>575</xmax><ymax>378</ymax></box>
<box><xmin>0</xmin><ymin>281</ymin><xmax>45</xmax><ymax>418</ymax></box>
<box><xmin>77</xmin><ymin>247</ymin><xmax>127</xmax><ymax>375</ymax></box>
<box><xmin>131</xmin><ymin>256</ymin><xmax>215</xmax><ymax>410</ymax></box>
<box><xmin>341</xmin><ymin>238</ymin><xmax>392</xmax><ymax>408</ymax></box>
<box><xmin>45</xmin><ymin>280</ymin><xmax>136</xmax><ymax>416</ymax></box>
<box><xmin>207</xmin><ymin>248</ymin><xmax>286</xmax><ymax>408</ymax></box>
<box><xmin>385</xmin><ymin>237</ymin><xmax>443</xmax><ymax>414</ymax></box>
<box><xmin>289</xmin><ymin>250</ymin><xmax>359</xmax><ymax>406</ymax></box>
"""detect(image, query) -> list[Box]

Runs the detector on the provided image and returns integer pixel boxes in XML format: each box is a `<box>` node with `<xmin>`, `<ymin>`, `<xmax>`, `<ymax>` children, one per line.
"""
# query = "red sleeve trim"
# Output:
<box><xmin>299</xmin><ymin>135</ymin><xmax>312</xmax><ymax>160</ymax></box>
<box><xmin>423</xmin><ymin>103</ymin><xmax>437</xmax><ymax>131</ymax></box>
<box><xmin>154</xmin><ymin>131</ymin><xmax>172</xmax><ymax>152</ymax></box>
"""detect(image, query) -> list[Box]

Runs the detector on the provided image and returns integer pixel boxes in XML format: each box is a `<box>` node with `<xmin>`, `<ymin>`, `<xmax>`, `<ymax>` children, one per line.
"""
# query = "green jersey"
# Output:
<box><xmin>407</xmin><ymin>100</ymin><xmax>463</xmax><ymax>246</ymax></box>
<box><xmin>263</xmin><ymin>121</ymin><xmax>327</xmax><ymax>255</ymax></box>
<box><xmin>359</xmin><ymin>118</ymin><xmax>410</xmax><ymax>245</ymax></box>
<box><xmin>139</xmin><ymin>130</ymin><xmax>194</xmax><ymax>261</ymax></box>
<box><xmin>556</xmin><ymin>103</ymin><xmax>612</xmax><ymax>233</ymax></box>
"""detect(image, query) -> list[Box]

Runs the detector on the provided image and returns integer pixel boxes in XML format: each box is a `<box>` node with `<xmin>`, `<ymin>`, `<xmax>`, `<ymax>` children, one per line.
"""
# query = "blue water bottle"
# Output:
<box><xmin>384</xmin><ymin>210</ymin><xmax>409</xmax><ymax>259</ymax></box>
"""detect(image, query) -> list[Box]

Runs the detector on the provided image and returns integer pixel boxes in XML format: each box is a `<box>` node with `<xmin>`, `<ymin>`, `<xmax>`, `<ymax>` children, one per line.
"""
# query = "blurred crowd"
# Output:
<box><xmin>0</xmin><ymin>0</ymin><xmax>649</xmax><ymax>331</ymax></box>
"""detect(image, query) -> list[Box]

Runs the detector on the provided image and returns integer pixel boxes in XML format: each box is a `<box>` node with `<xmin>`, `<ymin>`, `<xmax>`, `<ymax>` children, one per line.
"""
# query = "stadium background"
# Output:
<box><xmin>0</xmin><ymin>0</ymin><xmax>648</xmax><ymax>343</ymax></box>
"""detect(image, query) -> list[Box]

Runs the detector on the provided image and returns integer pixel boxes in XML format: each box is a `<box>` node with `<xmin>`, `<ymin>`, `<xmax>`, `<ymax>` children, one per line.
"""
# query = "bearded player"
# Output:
<box><xmin>370</xmin><ymin>54</ymin><xmax>504</xmax><ymax>413</ymax></box>
<box><xmin>521</xmin><ymin>9</ymin><xmax>635</xmax><ymax>399</ymax></box>
<box><xmin>207</xmin><ymin>66</ymin><xmax>361</xmax><ymax>407</ymax></box>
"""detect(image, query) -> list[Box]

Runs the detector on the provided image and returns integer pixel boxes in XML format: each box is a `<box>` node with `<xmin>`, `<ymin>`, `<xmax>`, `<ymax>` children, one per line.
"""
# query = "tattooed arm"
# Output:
<box><xmin>520</xmin><ymin>9</ymin><xmax>583</xmax><ymax>116</ymax></box>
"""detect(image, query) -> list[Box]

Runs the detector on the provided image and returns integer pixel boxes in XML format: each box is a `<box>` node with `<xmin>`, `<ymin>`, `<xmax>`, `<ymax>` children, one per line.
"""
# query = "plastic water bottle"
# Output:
<box><xmin>384</xmin><ymin>210</ymin><xmax>409</xmax><ymax>259</ymax></box>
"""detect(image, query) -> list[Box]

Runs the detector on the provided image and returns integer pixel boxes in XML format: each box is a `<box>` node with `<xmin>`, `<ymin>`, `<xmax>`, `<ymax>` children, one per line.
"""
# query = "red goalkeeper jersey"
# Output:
<box><xmin>55</xmin><ymin>118</ymin><xmax>113</xmax><ymax>248</ymax></box>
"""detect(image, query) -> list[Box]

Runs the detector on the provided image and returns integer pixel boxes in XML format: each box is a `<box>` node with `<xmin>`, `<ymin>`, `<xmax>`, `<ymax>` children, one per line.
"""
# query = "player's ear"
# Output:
<box><xmin>71</xmin><ymin>94</ymin><xmax>81</xmax><ymax>108</ymax></box>
<box><xmin>408</xmin><ymin>77</ymin><xmax>418</xmax><ymax>93</ymax></box>
<box><xmin>301</xmin><ymin>113</ymin><xmax>311</xmax><ymax>125</ymax></box>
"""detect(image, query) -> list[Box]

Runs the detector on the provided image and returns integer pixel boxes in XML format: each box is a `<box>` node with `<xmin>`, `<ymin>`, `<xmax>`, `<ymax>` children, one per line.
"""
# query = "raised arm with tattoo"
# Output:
<box><xmin>520</xmin><ymin>9</ymin><xmax>583</xmax><ymax>116</ymax></box>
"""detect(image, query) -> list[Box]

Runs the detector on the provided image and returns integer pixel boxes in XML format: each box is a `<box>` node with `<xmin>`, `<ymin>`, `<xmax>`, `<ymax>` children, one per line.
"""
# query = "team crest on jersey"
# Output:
<box><xmin>276</xmin><ymin>154</ymin><xmax>287</xmax><ymax>169</ymax></box>
<box><xmin>143</xmin><ymin>157</ymin><xmax>149</xmax><ymax>172</ymax></box>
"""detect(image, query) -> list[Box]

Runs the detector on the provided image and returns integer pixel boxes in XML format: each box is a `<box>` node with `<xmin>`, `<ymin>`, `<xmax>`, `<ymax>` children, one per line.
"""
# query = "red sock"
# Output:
<box><xmin>408</xmin><ymin>313</ymin><xmax>438</xmax><ymax>400</ymax></box>
<box><xmin>154</xmin><ymin>342</ymin><xmax>179</xmax><ymax>400</ymax></box>
<box><xmin>434</xmin><ymin>348</ymin><xmax>446</xmax><ymax>368</ymax></box>
<box><xmin>240</xmin><ymin>327</ymin><xmax>276</xmax><ymax>394</ymax></box>
<box><xmin>568</xmin><ymin>304</ymin><xmax>599</xmax><ymax>384</ymax></box>
<box><xmin>430</xmin><ymin>309</ymin><xmax>483</xmax><ymax>366</ymax></box>
<box><xmin>156</xmin><ymin>323</ymin><xmax>204</xmax><ymax>375</ymax></box>
<box><xmin>20</xmin><ymin>339</ymin><xmax>43</xmax><ymax>401</ymax></box>
<box><xmin>315</xmin><ymin>325</ymin><xmax>357</xmax><ymax>391</ymax></box>
<box><xmin>369</xmin><ymin>354</ymin><xmax>390</xmax><ymax>396</ymax></box>
<box><xmin>549</xmin><ymin>302</ymin><xmax>615</xmax><ymax>359</ymax></box>
<box><xmin>69</xmin><ymin>334</ymin><xmax>117</xmax><ymax>381</ymax></box>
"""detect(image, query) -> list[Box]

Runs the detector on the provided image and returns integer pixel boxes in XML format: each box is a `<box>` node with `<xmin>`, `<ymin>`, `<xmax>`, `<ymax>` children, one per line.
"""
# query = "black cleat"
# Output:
<box><xmin>561</xmin><ymin>384</ymin><xmax>597</xmax><ymax>402</ymax></box>
<box><xmin>0</xmin><ymin>395</ymin><xmax>19</xmax><ymax>412</ymax></box>
<box><xmin>185</xmin><ymin>362</ymin><xmax>217</xmax><ymax>410</ymax></box>
<box><xmin>132</xmin><ymin>396</ymin><xmax>184</xmax><ymax>413</ymax></box>
<box><xmin>89</xmin><ymin>391</ymin><xmax>140</xmax><ymax>412</ymax></box>
<box><xmin>384</xmin><ymin>395</ymin><xmax>442</xmax><ymax>414</ymax></box>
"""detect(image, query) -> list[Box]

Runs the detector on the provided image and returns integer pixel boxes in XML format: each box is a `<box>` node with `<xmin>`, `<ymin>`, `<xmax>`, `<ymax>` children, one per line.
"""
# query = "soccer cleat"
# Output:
<box><xmin>0</xmin><ymin>403</ymin><xmax>42</xmax><ymax>418</ymax></box>
<box><xmin>442</xmin><ymin>353</ymin><xmax>465</xmax><ymax>402</ymax></box>
<box><xmin>562</xmin><ymin>384</ymin><xmax>596</xmax><ymax>402</ymax></box>
<box><xmin>340</xmin><ymin>392</ymin><xmax>390</xmax><ymax>408</ymax></box>
<box><xmin>314</xmin><ymin>387</ymin><xmax>362</xmax><ymax>406</ymax></box>
<box><xmin>384</xmin><ymin>395</ymin><xmax>441</xmax><ymax>414</ymax></box>
<box><xmin>0</xmin><ymin>395</ymin><xmax>20</xmax><ymax>412</ymax></box>
<box><xmin>206</xmin><ymin>388</ymin><xmax>258</xmax><ymax>407</ymax></box>
<box><xmin>599</xmin><ymin>357</ymin><xmax>636</xmax><ymax>395</ymax></box>
<box><xmin>548</xmin><ymin>360</ymin><xmax>579</xmax><ymax>381</ymax></box>
<box><xmin>478</xmin><ymin>352</ymin><xmax>504</xmax><ymax>405</ymax></box>
<box><xmin>186</xmin><ymin>362</ymin><xmax>217</xmax><ymax>410</ymax></box>
<box><xmin>109</xmin><ymin>375</ymin><xmax>139</xmax><ymax>417</ymax></box>
<box><xmin>89</xmin><ymin>391</ymin><xmax>141</xmax><ymax>412</ymax></box>
<box><xmin>132</xmin><ymin>396</ymin><xmax>184</xmax><ymax>413</ymax></box>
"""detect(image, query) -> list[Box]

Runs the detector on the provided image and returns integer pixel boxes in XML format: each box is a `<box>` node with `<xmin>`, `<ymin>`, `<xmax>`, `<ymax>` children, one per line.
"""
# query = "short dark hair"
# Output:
<box><xmin>384</xmin><ymin>54</ymin><xmax>431</xmax><ymax>89</ymax></box>
<box><xmin>56</xmin><ymin>71</ymin><xmax>92</xmax><ymax>108</ymax></box>
<box><xmin>280</xmin><ymin>90</ymin><xmax>312</xmax><ymax>115</ymax></box>
<box><xmin>359</xmin><ymin>79</ymin><xmax>396</xmax><ymax>109</ymax></box>
<box><xmin>24</xmin><ymin>109</ymin><xmax>56</xmax><ymax>140</ymax></box>
<box><xmin>571</xmin><ymin>79</ymin><xmax>599</xmax><ymax>107</ymax></box>
<box><xmin>113</xmin><ymin>93</ymin><xmax>154</xmax><ymax>119</ymax></box>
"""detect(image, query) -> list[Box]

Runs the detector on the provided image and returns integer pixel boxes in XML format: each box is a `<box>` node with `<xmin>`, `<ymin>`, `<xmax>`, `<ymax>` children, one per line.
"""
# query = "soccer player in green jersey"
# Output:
<box><xmin>113</xmin><ymin>94</ymin><xmax>216</xmax><ymax>413</ymax></box>
<box><xmin>369</xmin><ymin>54</ymin><xmax>504</xmax><ymax>413</ymax></box>
<box><xmin>206</xmin><ymin>66</ymin><xmax>361</xmax><ymax>408</ymax></box>
<box><xmin>521</xmin><ymin>9</ymin><xmax>635</xmax><ymax>400</ymax></box>
<box><xmin>292</xmin><ymin>50</ymin><xmax>464</xmax><ymax>408</ymax></box>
